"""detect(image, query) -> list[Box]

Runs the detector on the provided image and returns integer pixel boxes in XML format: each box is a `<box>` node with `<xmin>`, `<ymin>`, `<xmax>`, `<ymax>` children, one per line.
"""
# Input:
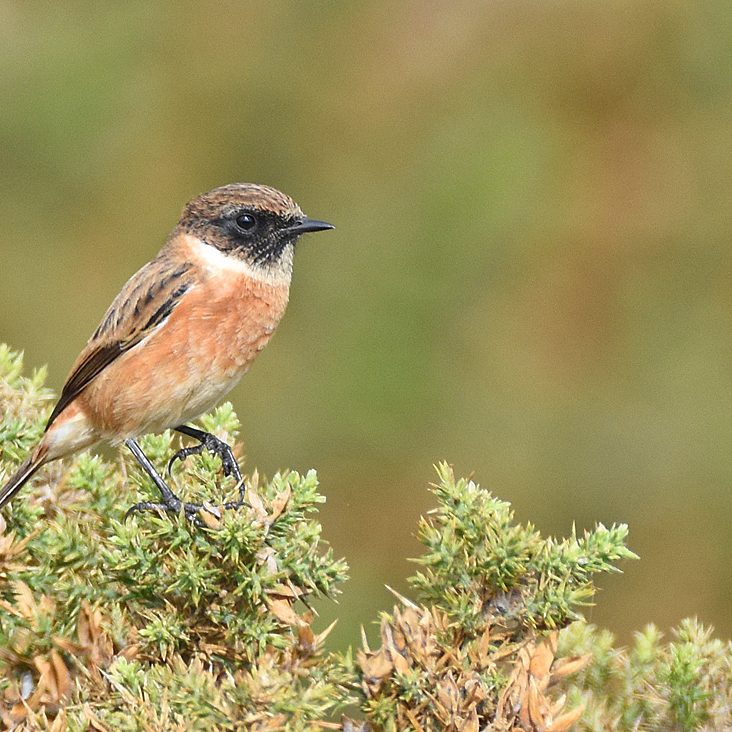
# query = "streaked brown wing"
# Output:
<box><xmin>46</xmin><ymin>256</ymin><xmax>196</xmax><ymax>429</ymax></box>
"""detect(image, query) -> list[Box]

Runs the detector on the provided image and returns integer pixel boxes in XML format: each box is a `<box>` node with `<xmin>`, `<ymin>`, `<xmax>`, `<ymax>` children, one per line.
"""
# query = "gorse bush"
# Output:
<box><xmin>0</xmin><ymin>345</ymin><xmax>729</xmax><ymax>731</ymax></box>
<box><xmin>0</xmin><ymin>346</ymin><xmax>350</xmax><ymax>731</ymax></box>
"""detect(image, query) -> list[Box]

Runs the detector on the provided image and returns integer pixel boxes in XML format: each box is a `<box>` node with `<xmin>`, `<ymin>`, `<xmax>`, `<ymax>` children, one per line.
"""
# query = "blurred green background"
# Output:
<box><xmin>1</xmin><ymin>2</ymin><xmax>731</xmax><ymax>649</ymax></box>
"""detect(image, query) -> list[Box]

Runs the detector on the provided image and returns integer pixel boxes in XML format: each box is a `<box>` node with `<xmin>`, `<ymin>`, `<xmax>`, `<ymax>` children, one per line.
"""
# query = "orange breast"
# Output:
<box><xmin>78</xmin><ymin>270</ymin><xmax>290</xmax><ymax>438</ymax></box>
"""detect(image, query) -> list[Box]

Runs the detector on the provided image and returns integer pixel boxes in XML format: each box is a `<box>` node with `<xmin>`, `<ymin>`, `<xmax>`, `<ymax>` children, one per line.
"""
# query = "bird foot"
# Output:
<box><xmin>124</xmin><ymin>496</ymin><xmax>247</xmax><ymax>527</ymax></box>
<box><xmin>124</xmin><ymin>436</ymin><xmax>245</xmax><ymax>526</ymax></box>
<box><xmin>124</xmin><ymin>496</ymin><xmax>206</xmax><ymax>523</ymax></box>
<box><xmin>168</xmin><ymin>432</ymin><xmax>243</xmax><ymax>483</ymax></box>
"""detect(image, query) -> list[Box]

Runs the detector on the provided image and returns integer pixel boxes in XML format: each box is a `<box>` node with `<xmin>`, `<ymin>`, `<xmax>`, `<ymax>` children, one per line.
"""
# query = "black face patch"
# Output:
<box><xmin>223</xmin><ymin>209</ymin><xmax>299</xmax><ymax>266</ymax></box>
<box><xmin>182</xmin><ymin>208</ymin><xmax>299</xmax><ymax>268</ymax></box>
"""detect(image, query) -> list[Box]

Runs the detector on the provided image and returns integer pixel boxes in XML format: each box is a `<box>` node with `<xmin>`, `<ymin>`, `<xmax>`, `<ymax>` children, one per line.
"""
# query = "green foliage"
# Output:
<box><xmin>0</xmin><ymin>346</ymin><xmax>730</xmax><ymax>731</ymax></box>
<box><xmin>561</xmin><ymin>619</ymin><xmax>732</xmax><ymax>732</ymax></box>
<box><xmin>355</xmin><ymin>464</ymin><xmax>639</xmax><ymax>730</ymax></box>
<box><xmin>0</xmin><ymin>345</ymin><xmax>53</xmax><ymax>465</ymax></box>
<box><xmin>410</xmin><ymin>463</ymin><xmax>637</xmax><ymax>633</ymax></box>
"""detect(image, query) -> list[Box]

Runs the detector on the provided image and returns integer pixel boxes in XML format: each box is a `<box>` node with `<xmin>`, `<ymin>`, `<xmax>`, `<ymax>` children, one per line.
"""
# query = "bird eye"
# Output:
<box><xmin>235</xmin><ymin>213</ymin><xmax>258</xmax><ymax>232</ymax></box>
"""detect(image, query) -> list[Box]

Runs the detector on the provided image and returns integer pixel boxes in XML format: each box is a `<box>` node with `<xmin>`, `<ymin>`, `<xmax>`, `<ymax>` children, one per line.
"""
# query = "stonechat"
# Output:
<box><xmin>0</xmin><ymin>183</ymin><xmax>334</xmax><ymax>518</ymax></box>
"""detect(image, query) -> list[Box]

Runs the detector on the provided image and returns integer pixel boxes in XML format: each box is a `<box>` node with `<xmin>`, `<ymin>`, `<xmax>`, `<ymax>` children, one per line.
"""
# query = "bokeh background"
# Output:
<box><xmin>1</xmin><ymin>2</ymin><xmax>731</xmax><ymax>649</ymax></box>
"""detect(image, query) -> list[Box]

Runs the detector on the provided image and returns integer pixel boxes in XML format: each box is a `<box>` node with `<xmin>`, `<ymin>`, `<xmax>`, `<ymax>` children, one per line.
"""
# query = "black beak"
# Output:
<box><xmin>285</xmin><ymin>217</ymin><xmax>335</xmax><ymax>235</ymax></box>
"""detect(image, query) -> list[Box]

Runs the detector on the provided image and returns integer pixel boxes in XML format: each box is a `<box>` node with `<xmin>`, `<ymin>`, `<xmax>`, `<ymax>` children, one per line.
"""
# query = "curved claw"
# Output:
<box><xmin>202</xmin><ymin>434</ymin><xmax>242</xmax><ymax>482</ymax></box>
<box><xmin>171</xmin><ymin>430</ymin><xmax>243</xmax><ymax>483</ymax></box>
<box><xmin>167</xmin><ymin>443</ymin><xmax>205</xmax><ymax>478</ymax></box>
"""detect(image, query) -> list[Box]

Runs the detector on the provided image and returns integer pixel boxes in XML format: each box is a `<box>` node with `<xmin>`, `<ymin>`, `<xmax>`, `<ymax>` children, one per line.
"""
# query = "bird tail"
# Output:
<box><xmin>0</xmin><ymin>444</ymin><xmax>48</xmax><ymax>510</ymax></box>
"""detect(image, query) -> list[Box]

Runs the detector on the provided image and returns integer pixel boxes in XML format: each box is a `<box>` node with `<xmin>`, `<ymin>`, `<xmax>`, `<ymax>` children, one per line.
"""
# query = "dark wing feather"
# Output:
<box><xmin>46</xmin><ymin>257</ymin><xmax>195</xmax><ymax>429</ymax></box>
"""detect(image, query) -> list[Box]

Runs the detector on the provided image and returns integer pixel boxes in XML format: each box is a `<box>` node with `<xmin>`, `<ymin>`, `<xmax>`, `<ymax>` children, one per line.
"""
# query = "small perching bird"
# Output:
<box><xmin>0</xmin><ymin>183</ymin><xmax>334</xmax><ymax>518</ymax></box>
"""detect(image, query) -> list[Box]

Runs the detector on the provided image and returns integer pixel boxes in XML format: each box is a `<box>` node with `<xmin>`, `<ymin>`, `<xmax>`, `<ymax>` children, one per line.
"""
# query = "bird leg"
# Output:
<box><xmin>124</xmin><ymin>438</ymin><xmax>207</xmax><ymax>522</ymax></box>
<box><xmin>169</xmin><ymin>424</ymin><xmax>245</xmax><ymax>504</ymax></box>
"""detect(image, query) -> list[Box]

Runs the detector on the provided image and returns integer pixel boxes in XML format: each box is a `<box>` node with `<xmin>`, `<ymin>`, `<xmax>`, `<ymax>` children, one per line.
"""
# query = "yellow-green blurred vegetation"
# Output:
<box><xmin>0</xmin><ymin>1</ymin><xmax>731</xmax><ymax>652</ymax></box>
